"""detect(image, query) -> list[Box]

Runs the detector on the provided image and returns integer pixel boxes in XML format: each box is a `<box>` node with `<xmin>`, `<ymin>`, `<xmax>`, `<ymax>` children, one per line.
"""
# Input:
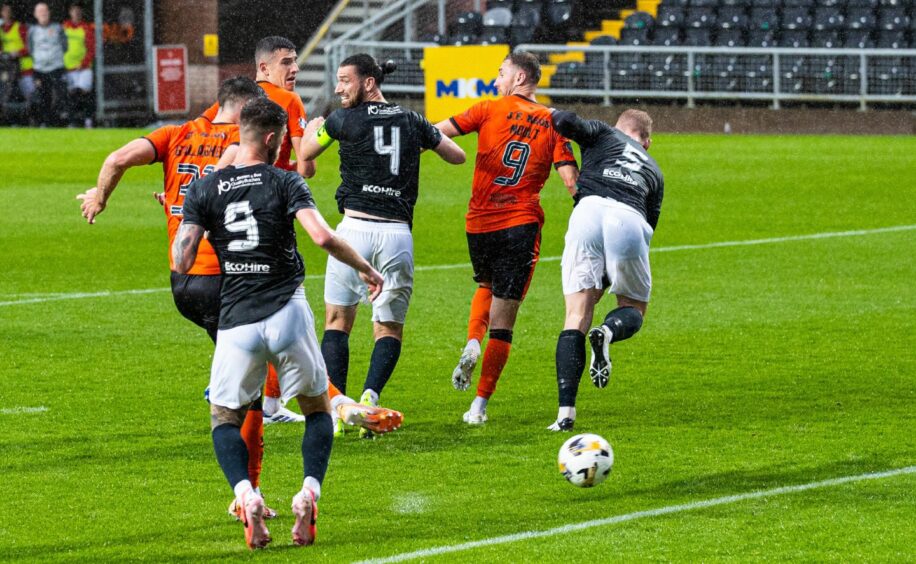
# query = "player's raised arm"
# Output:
<box><xmin>432</xmin><ymin>135</ymin><xmax>466</xmax><ymax>164</ymax></box>
<box><xmin>294</xmin><ymin>207</ymin><xmax>384</xmax><ymax>301</ymax></box>
<box><xmin>171</xmin><ymin>220</ymin><xmax>205</xmax><ymax>274</ymax></box>
<box><xmin>77</xmin><ymin>138</ymin><xmax>156</xmax><ymax>224</ymax></box>
<box><xmin>551</xmin><ymin>109</ymin><xmax>605</xmax><ymax>147</ymax></box>
<box><xmin>298</xmin><ymin>116</ymin><xmax>330</xmax><ymax>161</ymax></box>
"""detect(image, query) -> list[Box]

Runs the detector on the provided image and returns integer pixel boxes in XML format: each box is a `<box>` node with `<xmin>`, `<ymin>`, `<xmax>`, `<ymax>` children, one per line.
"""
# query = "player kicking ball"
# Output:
<box><xmin>547</xmin><ymin>108</ymin><xmax>665</xmax><ymax>432</ymax></box>
<box><xmin>173</xmin><ymin>97</ymin><xmax>384</xmax><ymax>549</ymax></box>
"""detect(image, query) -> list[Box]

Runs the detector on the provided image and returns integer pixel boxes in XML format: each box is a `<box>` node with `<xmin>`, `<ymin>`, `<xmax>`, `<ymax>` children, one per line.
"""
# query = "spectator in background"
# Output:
<box><xmin>1</xmin><ymin>3</ymin><xmax>35</xmax><ymax>105</ymax></box>
<box><xmin>63</xmin><ymin>2</ymin><xmax>94</xmax><ymax>127</ymax></box>
<box><xmin>27</xmin><ymin>2</ymin><xmax>67</xmax><ymax>126</ymax></box>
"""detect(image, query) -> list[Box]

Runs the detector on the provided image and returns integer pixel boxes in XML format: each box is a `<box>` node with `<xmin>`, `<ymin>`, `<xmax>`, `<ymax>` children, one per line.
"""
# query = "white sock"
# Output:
<box><xmin>465</xmin><ymin>339</ymin><xmax>481</xmax><ymax>356</ymax></box>
<box><xmin>330</xmin><ymin>393</ymin><xmax>352</xmax><ymax>413</ymax></box>
<box><xmin>303</xmin><ymin>476</ymin><xmax>321</xmax><ymax>501</ymax></box>
<box><xmin>362</xmin><ymin>389</ymin><xmax>379</xmax><ymax>405</ymax></box>
<box><xmin>558</xmin><ymin>406</ymin><xmax>576</xmax><ymax>421</ymax></box>
<box><xmin>263</xmin><ymin>396</ymin><xmax>280</xmax><ymax>416</ymax></box>
<box><xmin>234</xmin><ymin>479</ymin><xmax>254</xmax><ymax>502</ymax></box>
<box><xmin>470</xmin><ymin>396</ymin><xmax>488</xmax><ymax>414</ymax></box>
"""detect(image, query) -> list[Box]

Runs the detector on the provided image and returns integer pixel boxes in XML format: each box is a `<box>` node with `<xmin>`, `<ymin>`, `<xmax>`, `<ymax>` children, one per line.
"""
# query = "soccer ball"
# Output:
<box><xmin>558</xmin><ymin>433</ymin><xmax>614</xmax><ymax>487</ymax></box>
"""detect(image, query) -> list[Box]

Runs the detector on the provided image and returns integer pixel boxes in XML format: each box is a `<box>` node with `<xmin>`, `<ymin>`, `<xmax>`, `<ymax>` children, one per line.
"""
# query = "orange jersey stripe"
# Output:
<box><xmin>450</xmin><ymin>95</ymin><xmax>577</xmax><ymax>233</ymax></box>
<box><xmin>143</xmin><ymin>117</ymin><xmax>240</xmax><ymax>275</ymax></box>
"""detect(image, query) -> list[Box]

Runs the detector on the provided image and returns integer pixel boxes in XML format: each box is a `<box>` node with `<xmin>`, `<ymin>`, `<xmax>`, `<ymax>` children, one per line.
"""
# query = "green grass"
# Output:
<box><xmin>0</xmin><ymin>128</ymin><xmax>914</xmax><ymax>562</ymax></box>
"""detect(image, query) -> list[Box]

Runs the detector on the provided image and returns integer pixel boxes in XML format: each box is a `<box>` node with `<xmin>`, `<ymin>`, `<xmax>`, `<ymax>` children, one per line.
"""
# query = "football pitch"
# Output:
<box><xmin>1</xmin><ymin>128</ymin><xmax>914</xmax><ymax>561</ymax></box>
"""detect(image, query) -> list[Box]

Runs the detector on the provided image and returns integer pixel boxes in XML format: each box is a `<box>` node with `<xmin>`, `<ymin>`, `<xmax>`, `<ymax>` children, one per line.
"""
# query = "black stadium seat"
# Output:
<box><xmin>684</xmin><ymin>27</ymin><xmax>713</xmax><ymax>46</ymax></box>
<box><xmin>846</xmin><ymin>8</ymin><xmax>877</xmax><ymax>30</ymax></box>
<box><xmin>876</xmin><ymin>30</ymin><xmax>906</xmax><ymax>48</ymax></box>
<box><xmin>685</xmin><ymin>7</ymin><xmax>717</xmax><ymax>28</ymax></box>
<box><xmin>510</xmin><ymin>5</ymin><xmax>540</xmax><ymax>45</ymax></box>
<box><xmin>717</xmin><ymin>6</ymin><xmax>748</xmax><ymax>30</ymax></box>
<box><xmin>877</xmin><ymin>7</ymin><xmax>910</xmax><ymax>31</ymax></box>
<box><xmin>663</xmin><ymin>0</ymin><xmax>690</xmax><ymax>8</ymax></box>
<box><xmin>448</xmin><ymin>33</ymin><xmax>476</xmax><ymax>46</ymax></box>
<box><xmin>780</xmin><ymin>30</ymin><xmax>810</xmax><ymax>48</ymax></box>
<box><xmin>716</xmin><ymin>29</ymin><xmax>746</xmax><ymax>47</ymax></box>
<box><xmin>782</xmin><ymin>7</ymin><xmax>813</xmax><ymax>31</ymax></box>
<box><xmin>653</xmin><ymin>26</ymin><xmax>681</xmax><ymax>46</ymax></box>
<box><xmin>480</xmin><ymin>26</ymin><xmax>508</xmax><ymax>43</ymax></box>
<box><xmin>814</xmin><ymin>7</ymin><xmax>844</xmax><ymax>31</ymax></box>
<box><xmin>750</xmin><ymin>7</ymin><xmax>779</xmax><ymax>32</ymax></box>
<box><xmin>846</xmin><ymin>0</ymin><xmax>878</xmax><ymax>8</ymax></box>
<box><xmin>621</xmin><ymin>26</ymin><xmax>651</xmax><ymax>45</ymax></box>
<box><xmin>452</xmin><ymin>12</ymin><xmax>483</xmax><ymax>36</ymax></box>
<box><xmin>623</xmin><ymin>11</ymin><xmax>655</xmax><ymax>32</ymax></box>
<box><xmin>655</xmin><ymin>4</ymin><xmax>685</xmax><ymax>28</ymax></box>
<box><xmin>482</xmin><ymin>7</ymin><xmax>512</xmax><ymax>28</ymax></box>
<box><xmin>748</xmin><ymin>29</ymin><xmax>777</xmax><ymax>47</ymax></box>
<box><xmin>585</xmin><ymin>35</ymin><xmax>616</xmax><ymax>65</ymax></box>
<box><xmin>844</xmin><ymin>29</ymin><xmax>875</xmax><ymax>48</ymax></box>
<box><xmin>812</xmin><ymin>30</ymin><xmax>842</xmax><ymax>48</ymax></box>
<box><xmin>783</xmin><ymin>0</ymin><xmax>815</xmax><ymax>8</ymax></box>
<box><xmin>689</xmin><ymin>0</ymin><xmax>717</xmax><ymax>8</ymax></box>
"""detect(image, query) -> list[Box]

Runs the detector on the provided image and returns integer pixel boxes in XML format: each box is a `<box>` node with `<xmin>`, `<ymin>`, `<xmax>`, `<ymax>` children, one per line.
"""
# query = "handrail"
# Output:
<box><xmin>298</xmin><ymin>0</ymin><xmax>351</xmax><ymax>66</ymax></box>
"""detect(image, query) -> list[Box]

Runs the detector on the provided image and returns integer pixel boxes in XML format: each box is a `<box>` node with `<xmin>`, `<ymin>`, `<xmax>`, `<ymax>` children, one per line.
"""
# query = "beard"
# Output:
<box><xmin>267</xmin><ymin>141</ymin><xmax>281</xmax><ymax>166</ymax></box>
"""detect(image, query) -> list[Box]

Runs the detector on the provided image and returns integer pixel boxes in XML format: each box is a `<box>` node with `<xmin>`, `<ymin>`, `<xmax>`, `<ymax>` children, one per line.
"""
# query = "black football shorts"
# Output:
<box><xmin>466</xmin><ymin>222</ymin><xmax>541</xmax><ymax>301</ymax></box>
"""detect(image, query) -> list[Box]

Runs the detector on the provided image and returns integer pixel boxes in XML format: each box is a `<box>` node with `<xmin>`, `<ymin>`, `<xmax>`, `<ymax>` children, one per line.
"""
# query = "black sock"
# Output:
<box><xmin>363</xmin><ymin>336</ymin><xmax>402</xmax><ymax>396</ymax></box>
<box><xmin>212</xmin><ymin>423</ymin><xmax>249</xmax><ymax>489</ymax></box>
<box><xmin>556</xmin><ymin>330</ymin><xmax>586</xmax><ymax>408</ymax></box>
<box><xmin>603</xmin><ymin>307</ymin><xmax>644</xmax><ymax>342</ymax></box>
<box><xmin>302</xmin><ymin>412</ymin><xmax>333</xmax><ymax>484</ymax></box>
<box><xmin>489</xmin><ymin>328</ymin><xmax>513</xmax><ymax>344</ymax></box>
<box><xmin>321</xmin><ymin>329</ymin><xmax>350</xmax><ymax>395</ymax></box>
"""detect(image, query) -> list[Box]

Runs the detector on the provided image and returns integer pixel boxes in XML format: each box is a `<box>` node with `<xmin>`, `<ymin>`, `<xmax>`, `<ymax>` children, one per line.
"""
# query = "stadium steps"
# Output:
<box><xmin>295</xmin><ymin>0</ymin><xmax>388</xmax><ymax>114</ymax></box>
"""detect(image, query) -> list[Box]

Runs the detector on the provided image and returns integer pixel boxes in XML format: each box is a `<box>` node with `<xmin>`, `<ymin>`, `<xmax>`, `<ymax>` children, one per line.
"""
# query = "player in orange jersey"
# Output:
<box><xmin>436</xmin><ymin>51</ymin><xmax>579</xmax><ymax>425</ymax></box>
<box><xmin>203</xmin><ymin>36</ymin><xmax>315</xmax><ymax>424</ymax></box>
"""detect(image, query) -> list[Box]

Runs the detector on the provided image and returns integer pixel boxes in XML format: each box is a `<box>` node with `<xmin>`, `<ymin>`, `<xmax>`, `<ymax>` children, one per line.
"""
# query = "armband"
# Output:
<box><xmin>315</xmin><ymin>124</ymin><xmax>335</xmax><ymax>148</ymax></box>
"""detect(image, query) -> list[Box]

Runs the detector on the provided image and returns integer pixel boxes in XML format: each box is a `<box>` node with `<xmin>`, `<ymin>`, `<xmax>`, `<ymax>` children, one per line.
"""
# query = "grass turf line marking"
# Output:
<box><xmin>356</xmin><ymin>465</ymin><xmax>916</xmax><ymax>564</ymax></box>
<box><xmin>3</xmin><ymin>224</ymin><xmax>914</xmax><ymax>307</ymax></box>
<box><xmin>0</xmin><ymin>406</ymin><xmax>49</xmax><ymax>415</ymax></box>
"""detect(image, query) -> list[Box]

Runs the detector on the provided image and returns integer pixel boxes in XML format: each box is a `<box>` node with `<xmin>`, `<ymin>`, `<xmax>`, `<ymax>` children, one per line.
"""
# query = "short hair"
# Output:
<box><xmin>616</xmin><ymin>109</ymin><xmax>653</xmax><ymax>142</ymax></box>
<box><xmin>240</xmin><ymin>97</ymin><xmax>287</xmax><ymax>137</ymax></box>
<box><xmin>505</xmin><ymin>51</ymin><xmax>541</xmax><ymax>86</ymax></box>
<box><xmin>339</xmin><ymin>53</ymin><xmax>397</xmax><ymax>84</ymax></box>
<box><xmin>254</xmin><ymin>36</ymin><xmax>296</xmax><ymax>63</ymax></box>
<box><xmin>217</xmin><ymin>76</ymin><xmax>263</xmax><ymax>109</ymax></box>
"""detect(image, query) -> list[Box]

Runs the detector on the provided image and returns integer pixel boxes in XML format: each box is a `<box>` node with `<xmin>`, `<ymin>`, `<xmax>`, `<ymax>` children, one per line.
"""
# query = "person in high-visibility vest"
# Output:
<box><xmin>0</xmin><ymin>3</ymin><xmax>36</xmax><ymax>103</ymax></box>
<box><xmin>63</xmin><ymin>2</ymin><xmax>94</xmax><ymax>127</ymax></box>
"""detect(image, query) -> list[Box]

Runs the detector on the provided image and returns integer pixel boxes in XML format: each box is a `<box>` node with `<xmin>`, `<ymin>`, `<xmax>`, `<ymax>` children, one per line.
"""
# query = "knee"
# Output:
<box><xmin>210</xmin><ymin>404</ymin><xmax>246</xmax><ymax>430</ymax></box>
<box><xmin>296</xmin><ymin>393</ymin><xmax>331</xmax><ymax>416</ymax></box>
<box><xmin>374</xmin><ymin>321</ymin><xmax>403</xmax><ymax>341</ymax></box>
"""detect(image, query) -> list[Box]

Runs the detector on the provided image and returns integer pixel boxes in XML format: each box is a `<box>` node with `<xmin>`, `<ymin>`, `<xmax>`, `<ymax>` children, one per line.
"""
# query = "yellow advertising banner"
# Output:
<box><xmin>423</xmin><ymin>45</ymin><xmax>509</xmax><ymax>123</ymax></box>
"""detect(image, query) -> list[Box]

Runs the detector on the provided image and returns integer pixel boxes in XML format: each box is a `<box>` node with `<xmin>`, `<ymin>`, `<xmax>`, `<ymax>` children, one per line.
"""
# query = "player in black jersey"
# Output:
<box><xmin>547</xmin><ymin>108</ymin><xmax>665</xmax><ymax>432</ymax></box>
<box><xmin>173</xmin><ymin>97</ymin><xmax>384</xmax><ymax>549</ymax></box>
<box><xmin>300</xmin><ymin>53</ymin><xmax>465</xmax><ymax>437</ymax></box>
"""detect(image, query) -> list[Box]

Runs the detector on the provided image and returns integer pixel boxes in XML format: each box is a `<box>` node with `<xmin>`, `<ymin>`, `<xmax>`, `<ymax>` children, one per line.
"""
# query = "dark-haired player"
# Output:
<box><xmin>174</xmin><ymin>97</ymin><xmax>385</xmax><ymax>549</ymax></box>
<box><xmin>76</xmin><ymin>76</ymin><xmax>287</xmax><ymax>511</ymax></box>
<box><xmin>548</xmin><ymin>108</ymin><xmax>664</xmax><ymax>432</ymax></box>
<box><xmin>300</xmin><ymin>53</ymin><xmax>465</xmax><ymax>437</ymax></box>
<box><xmin>205</xmin><ymin>36</ymin><xmax>313</xmax><ymax>424</ymax></box>
<box><xmin>435</xmin><ymin>51</ymin><xmax>578</xmax><ymax>424</ymax></box>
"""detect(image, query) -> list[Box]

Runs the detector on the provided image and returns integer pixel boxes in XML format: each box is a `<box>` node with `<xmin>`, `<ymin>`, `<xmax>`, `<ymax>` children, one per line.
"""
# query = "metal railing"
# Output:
<box><xmin>323</xmin><ymin>39</ymin><xmax>916</xmax><ymax>111</ymax></box>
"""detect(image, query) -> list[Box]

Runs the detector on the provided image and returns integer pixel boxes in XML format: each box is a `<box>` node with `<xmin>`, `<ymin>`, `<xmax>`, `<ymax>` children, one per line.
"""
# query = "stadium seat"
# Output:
<box><xmin>779</xmin><ymin>55</ymin><xmax>808</xmax><ymax>94</ymax></box>
<box><xmin>585</xmin><ymin>35</ymin><xmax>616</xmax><ymax>65</ymax></box>
<box><xmin>750</xmin><ymin>7</ymin><xmax>779</xmax><ymax>32</ymax></box>
<box><xmin>452</xmin><ymin>12</ymin><xmax>483</xmax><ymax>36</ymax></box>
<box><xmin>448</xmin><ymin>33</ymin><xmax>477</xmax><ymax>46</ymax></box>
<box><xmin>717</xmin><ymin>5</ymin><xmax>748</xmax><ymax>30</ymax></box>
<box><xmin>877</xmin><ymin>7</ymin><xmax>910</xmax><ymax>31</ymax></box>
<box><xmin>748</xmin><ymin>29</ymin><xmax>777</xmax><ymax>47</ymax></box>
<box><xmin>655</xmin><ymin>4</ymin><xmax>685</xmax><ymax>28</ymax></box>
<box><xmin>720</xmin><ymin>0</ymin><xmax>752</xmax><ymax>6</ymax></box>
<box><xmin>685</xmin><ymin>7</ymin><xmax>716</xmax><ymax>28</ymax></box>
<box><xmin>684</xmin><ymin>27</ymin><xmax>713</xmax><ymax>46</ymax></box>
<box><xmin>510</xmin><ymin>5</ymin><xmax>540</xmax><ymax>45</ymax></box>
<box><xmin>846</xmin><ymin>0</ymin><xmax>878</xmax><ymax>8</ymax></box>
<box><xmin>812</xmin><ymin>30</ymin><xmax>842</xmax><ymax>48</ymax></box>
<box><xmin>487</xmin><ymin>0</ymin><xmax>514</xmax><ymax>10</ymax></box>
<box><xmin>653</xmin><ymin>26</ymin><xmax>682</xmax><ymax>46</ymax></box>
<box><xmin>782</xmin><ymin>7</ymin><xmax>813</xmax><ymax>31</ymax></box>
<box><xmin>689</xmin><ymin>0</ymin><xmax>717</xmax><ymax>8</ymax></box>
<box><xmin>545</xmin><ymin>2</ymin><xmax>572</xmax><ymax>26</ymax></box>
<box><xmin>483</xmin><ymin>7</ymin><xmax>512</xmax><ymax>28</ymax></box>
<box><xmin>479</xmin><ymin>26</ymin><xmax>509</xmax><ymax>43</ymax></box>
<box><xmin>609</xmin><ymin>61</ymin><xmax>648</xmax><ymax>91</ymax></box>
<box><xmin>869</xmin><ymin>56</ymin><xmax>906</xmax><ymax>95</ymax></box>
<box><xmin>419</xmin><ymin>32</ymin><xmax>446</xmax><ymax>45</ymax></box>
<box><xmin>813</xmin><ymin>7</ymin><xmax>845</xmax><ymax>31</ymax></box>
<box><xmin>716</xmin><ymin>29</ymin><xmax>746</xmax><ymax>47</ymax></box>
<box><xmin>876</xmin><ymin>29</ymin><xmax>906</xmax><ymax>48</ymax></box>
<box><xmin>620</xmin><ymin>27</ymin><xmax>651</xmax><ymax>45</ymax></box>
<box><xmin>845</xmin><ymin>8</ymin><xmax>877</xmax><ymax>30</ymax></box>
<box><xmin>783</xmin><ymin>0</ymin><xmax>815</xmax><ymax>8</ymax></box>
<box><xmin>780</xmin><ymin>30</ymin><xmax>810</xmax><ymax>48</ymax></box>
<box><xmin>744</xmin><ymin>56</ymin><xmax>773</xmax><ymax>93</ymax></box>
<box><xmin>648</xmin><ymin>54</ymin><xmax>687</xmax><ymax>92</ymax></box>
<box><xmin>844</xmin><ymin>29</ymin><xmax>875</xmax><ymax>48</ymax></box>
<box><xmin>623</xmin><ymin>11</ymin><xmax>655</xmax><ymax>32</ymax></box>
<box><xmin>662</xmin><ymin>0</ymin><xmax>690</xmax><ymax>8</ymax></box>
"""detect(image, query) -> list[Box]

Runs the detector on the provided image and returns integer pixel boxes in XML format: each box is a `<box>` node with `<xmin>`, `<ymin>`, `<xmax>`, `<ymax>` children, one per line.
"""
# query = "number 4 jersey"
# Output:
<box><xmin>319</xmin><ymin>102</ymin><xmax>443</xmax><ymax>224</ymax></box>
<box><xmin>143</xmin><ymin>116</ymin><xmax>240</xmax><ymax>275</ymax></box>
<box><xmin>181</xmin><ymin>164</ymin><xmax>317</xmax><ymax>329</ymax></box>
<box><xmin>449</xmin><ymin>95</ymin><xmax>577</xmax><ymax>234</ymax></box>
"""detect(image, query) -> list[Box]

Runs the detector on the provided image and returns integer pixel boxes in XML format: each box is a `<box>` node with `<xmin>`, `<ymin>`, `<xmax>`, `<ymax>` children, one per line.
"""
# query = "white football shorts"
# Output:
<box><xmin>324</xmin><ymin>216</ymin><xmax>414</xmax><ymax>324</ymax></box>
<box><xmin>208</xmin><ymin>288</ymin><xmax>328</xmax><ymax>409</ymax></box>
<box><xmin>66</xmin><ymin>69</ymin><xmax>93</xmax><ymax>91</ymax></box>
<box><xmin>561</xmin><ymin>195</ymin><xmax>654</xmax><ymax>302</ymax></box>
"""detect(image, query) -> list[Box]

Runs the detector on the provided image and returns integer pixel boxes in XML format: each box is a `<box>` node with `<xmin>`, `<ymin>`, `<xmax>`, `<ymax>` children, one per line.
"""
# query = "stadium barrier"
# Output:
<box><xmin>324</xmin><ymin>40</ymin><xmax>916</xmax><ymax>112</ymax></box>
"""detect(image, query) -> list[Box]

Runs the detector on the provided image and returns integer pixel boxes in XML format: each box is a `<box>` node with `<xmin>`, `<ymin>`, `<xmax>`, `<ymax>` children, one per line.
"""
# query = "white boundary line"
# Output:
<box><xmin>0</xmin><ymin>406</ymin><xmax>49</xmax><ymax>415</ymax></box>
<box><xmin>355</xmin><ymin>465</ymin><xmax>916</xmax><ymax>564</ymax></box>
<box><xmin>2</xmin><ymin>224</ymin><xmax>913</xmax><ymax>307</ymax></box>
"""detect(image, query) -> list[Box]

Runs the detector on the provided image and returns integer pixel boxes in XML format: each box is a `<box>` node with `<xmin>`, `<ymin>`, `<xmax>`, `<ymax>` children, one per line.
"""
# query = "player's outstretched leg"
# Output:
<box><xmin>453</xmin><ymin>286</ymin><xmax>491</xmax><ymax>390</ymax></box>
<box><xmin>549</xmin><ymin>329</ymin><xmax>585</xmax><ymax>431</ymax></box>
<box><xmin>336</xmin><ymin>399</ymin><xmax>403</xmax><ymax>435</ymax></box>
<box><xmin>589</xmin><ymin>306</ymin><xmax>644</xmax><ymax>388</ymax></box>
<box><xmin>360</xmin><ymin>333</ymin><xmax>402</xmax><ymax>438</ymax></box>
<box><xmin>452</xmin><ymin>340</ymin><xmax>480</xmax><ymax>391</ymax></box>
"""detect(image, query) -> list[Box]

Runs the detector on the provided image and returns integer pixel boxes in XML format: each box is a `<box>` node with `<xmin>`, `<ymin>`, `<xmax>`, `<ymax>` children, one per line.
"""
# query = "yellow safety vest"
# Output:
<box><xmin>64</xmin><ymin>24</ymin><xmax>88</xmax><ymax>70</ymax></box>
<box><xmin>1</xmin><ymin>22</ymin><xmax>33</xmax><ymax>72</ymax></box>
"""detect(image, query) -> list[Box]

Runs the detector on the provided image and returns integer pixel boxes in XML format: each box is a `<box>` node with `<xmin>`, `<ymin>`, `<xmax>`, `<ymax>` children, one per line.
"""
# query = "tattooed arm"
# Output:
<box><xmin>171</xmin><ymin>221</ymin><xmax>205</xmax><ymax>274</ymax></box>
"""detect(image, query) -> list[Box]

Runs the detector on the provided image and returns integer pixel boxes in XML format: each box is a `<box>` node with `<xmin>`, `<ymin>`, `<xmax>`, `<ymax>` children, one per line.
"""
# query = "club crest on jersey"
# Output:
<box><xmin>218</xmin><ymin>172</ymin><xmax>263</xmax><ymax>194</ymax></box>
<box><xmin>299</xmin><ymin>117</ymin><xmax>306</xmax><ymax>130</ymax></box>
<box><xmin>367</xmin><ymin>105</ymin><xmax>402</xmax><ymax>116</ymax></box>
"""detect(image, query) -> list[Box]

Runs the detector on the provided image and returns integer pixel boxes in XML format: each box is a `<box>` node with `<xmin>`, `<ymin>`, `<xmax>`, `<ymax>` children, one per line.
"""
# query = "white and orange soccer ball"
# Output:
<box><xmin>558</xmin><ymin>433</ymin><xmax>614</xmax><ymax>487</ymax></box>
